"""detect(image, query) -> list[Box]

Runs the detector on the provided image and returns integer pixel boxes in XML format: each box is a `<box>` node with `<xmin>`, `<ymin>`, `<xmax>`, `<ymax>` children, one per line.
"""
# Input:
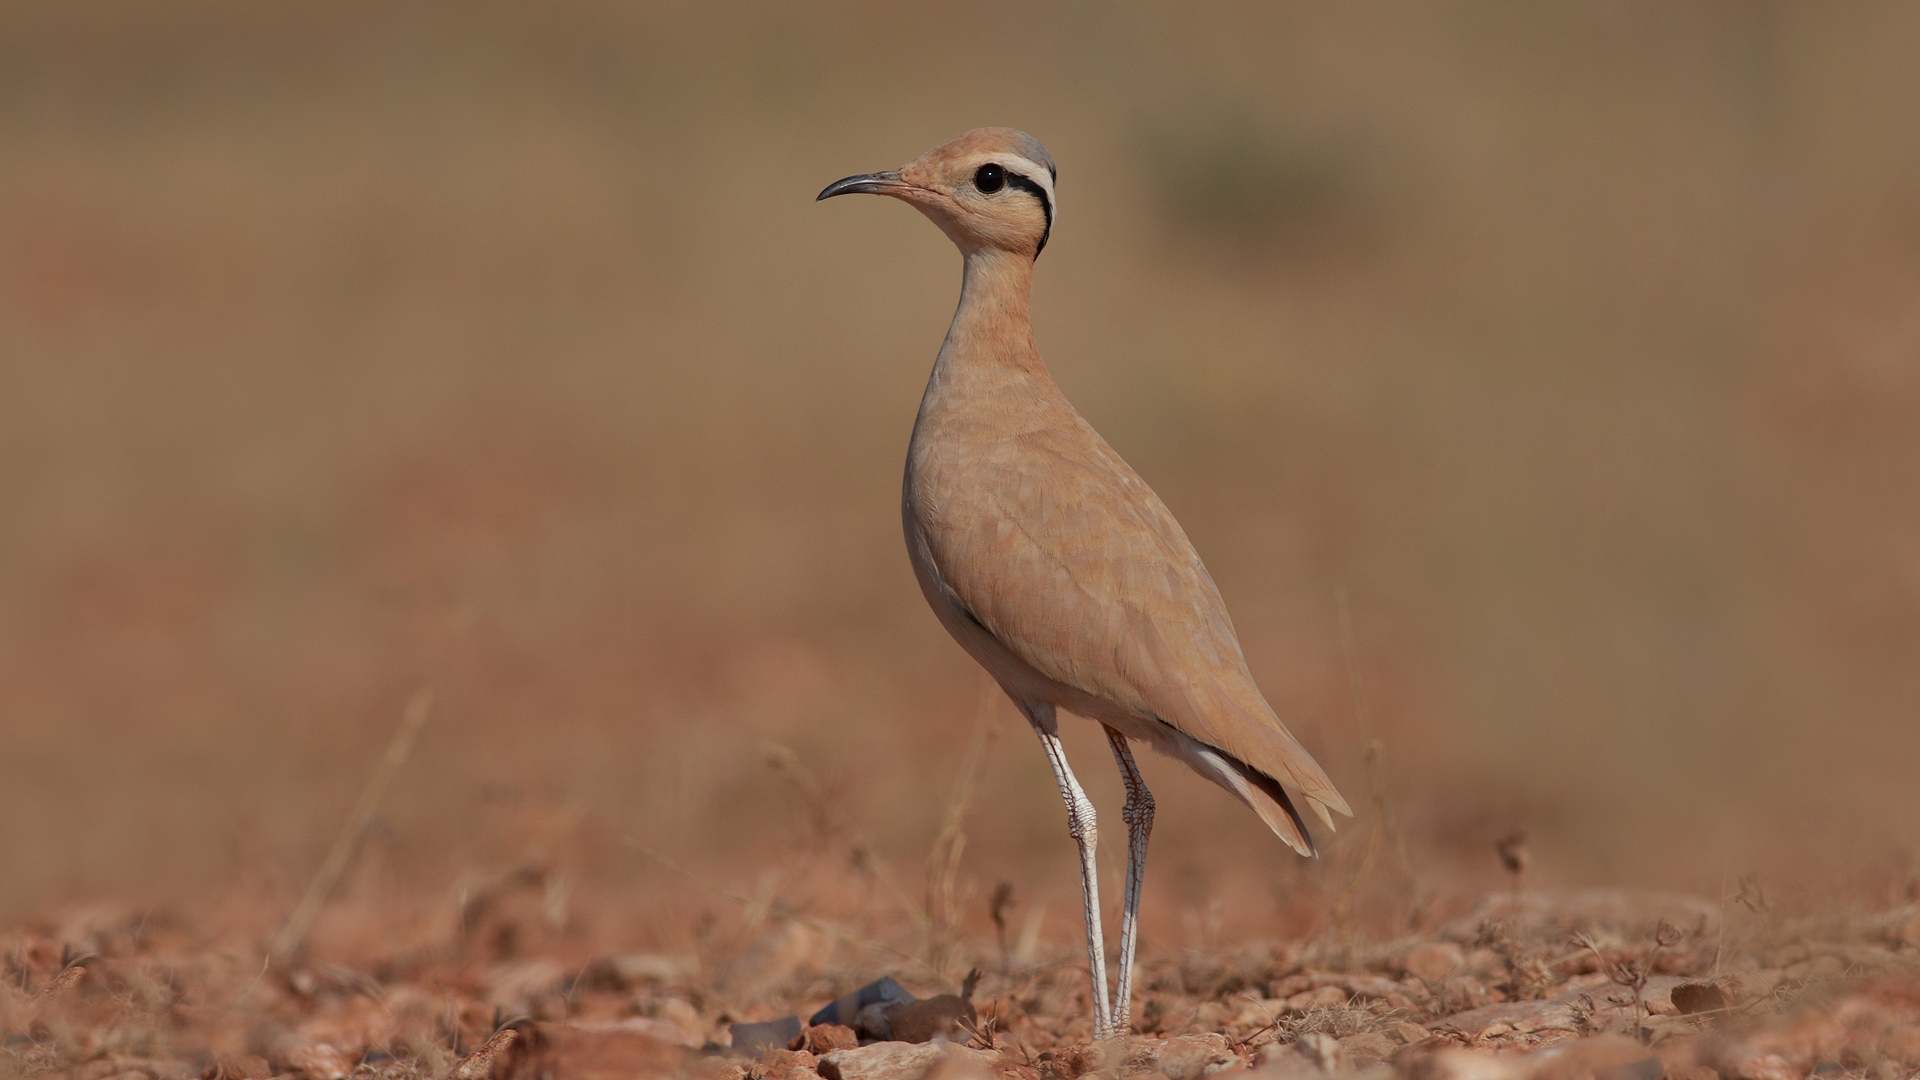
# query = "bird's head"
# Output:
<box><xmin>818</xmin><ymin>127</ymin><xmax>1057</xmax><ymax>259</ymax></box>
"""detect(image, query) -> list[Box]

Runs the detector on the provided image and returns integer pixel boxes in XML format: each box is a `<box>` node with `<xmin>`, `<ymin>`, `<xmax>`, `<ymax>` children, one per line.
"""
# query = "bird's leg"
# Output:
<box><xmin>1104</xmin><ymin>726</ymin><xmax>1154</xmax><ymax>1034</ymax></box>
<box><xmin>1023</xmin><ymin>703</ymin><xmax>1114</xmax><ymax>1039</ymax></box>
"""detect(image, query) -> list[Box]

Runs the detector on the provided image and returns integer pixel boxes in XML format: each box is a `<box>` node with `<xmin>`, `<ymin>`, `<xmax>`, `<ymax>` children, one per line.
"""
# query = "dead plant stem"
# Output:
<box><xmin>926</xmin><ymin>678</ymin><xmax>1001</xmax><ymax>974</ymax></box>
<box><xmin>1331</xmin><ymin>589</ymin><xmax>1422</xmax><ymax>925</ymax></box>
<box><xmin>622</xmin><ymin>836</ymin><xmax>937</xmax><ymax>976</ymax></box>
<box><xmin>270</xmin><ymin>689</ymin><xmax>432</xmax><ymax>964</ymax></box>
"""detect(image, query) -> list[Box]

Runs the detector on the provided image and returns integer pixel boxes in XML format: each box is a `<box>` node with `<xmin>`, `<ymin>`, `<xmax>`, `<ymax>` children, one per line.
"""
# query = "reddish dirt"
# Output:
<box><xmin>6</xmin><ymin>861</ymin><xmax>1918</xmax><ymax>1079</ymax></box>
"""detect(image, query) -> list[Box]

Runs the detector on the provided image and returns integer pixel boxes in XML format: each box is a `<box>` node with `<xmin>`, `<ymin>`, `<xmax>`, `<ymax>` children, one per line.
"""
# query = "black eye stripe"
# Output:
<box><xmin>1003</xmin><ymin>171</ymin><xmax>1054</xmax><ymax>256</ymax></box>
<box><xmin>970</xmin><ymin>161</ymin><xmax>1055</xmax><ymax>257</ymax></box>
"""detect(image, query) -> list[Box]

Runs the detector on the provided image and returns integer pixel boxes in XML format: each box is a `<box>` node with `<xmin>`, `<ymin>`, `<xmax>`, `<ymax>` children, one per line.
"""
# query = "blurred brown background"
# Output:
<box><xmin>3</xmin><ymin>2</ymin><xmax>1917</xmax><ymax>945</ymax></box>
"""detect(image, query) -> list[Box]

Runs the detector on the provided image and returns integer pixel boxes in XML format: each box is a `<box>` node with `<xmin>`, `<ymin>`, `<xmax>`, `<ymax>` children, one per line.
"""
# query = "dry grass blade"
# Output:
<box><xmin>926</xmin><ymin>679</ymin><xmax>1000</xmax><ymax>976</ymax></box>
<box><xmin>622</xmin><ymin>836</ymin><xmax>937</xmax><ymax>976</ymax></box>
<box><xmin>763</xmin><ymin>741</ymin><xmax>930</xmax><ymax>938</ymax></box>
<box><xmin>1331</xmin><ymin>588</ymin><xmax>1422</xmax><ymax>927</ymax></box>
<box><xmin>270</xmin><ymin>689</ymin><xmax>433</xmax><ymax>964</ymax></box>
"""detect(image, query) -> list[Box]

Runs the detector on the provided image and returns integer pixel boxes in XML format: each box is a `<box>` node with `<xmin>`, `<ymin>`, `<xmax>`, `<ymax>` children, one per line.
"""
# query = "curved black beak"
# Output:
<box><xmin>817</xmin><ymin>170</ymin><xmax>909</xmax><ymax>200</ymax></box>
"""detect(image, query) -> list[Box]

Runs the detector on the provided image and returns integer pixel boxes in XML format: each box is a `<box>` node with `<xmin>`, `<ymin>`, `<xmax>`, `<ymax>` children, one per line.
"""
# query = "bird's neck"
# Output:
<box><xmin>936</xmin><ymin>249</ymin><xmax>1043</xmax><ymax>378</ymax></box>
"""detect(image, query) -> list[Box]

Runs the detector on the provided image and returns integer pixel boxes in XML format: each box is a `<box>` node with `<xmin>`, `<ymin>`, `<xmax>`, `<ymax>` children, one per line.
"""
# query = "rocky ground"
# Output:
<box><xmin>5</xmin><ymin>885</ymin><xmax>1919</xmax><ymax>1080</ymax></box>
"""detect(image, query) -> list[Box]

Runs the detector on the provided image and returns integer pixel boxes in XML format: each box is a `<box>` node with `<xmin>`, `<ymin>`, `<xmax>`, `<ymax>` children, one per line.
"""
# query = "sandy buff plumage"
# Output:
<box><xmin>820</xmin><ymin>127</ymin><xmax>1350</xmax><ymax>1038</ymax></box>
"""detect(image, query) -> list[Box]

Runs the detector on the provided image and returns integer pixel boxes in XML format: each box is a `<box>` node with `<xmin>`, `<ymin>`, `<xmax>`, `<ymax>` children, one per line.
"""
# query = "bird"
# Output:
<box><xmin>818</xmin><ymin>128</ymin><xmax>1351</xmax><ymax>1039</ymax></box>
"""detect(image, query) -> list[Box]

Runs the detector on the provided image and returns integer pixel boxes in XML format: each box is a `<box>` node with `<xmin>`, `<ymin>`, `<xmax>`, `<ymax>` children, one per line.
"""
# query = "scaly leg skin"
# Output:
<box><xmin>1104</xmin><ymin>726</ymin><xmax>1154</xmax><ymax>1035</ymax></box>
<box><xmin>1023</xmin><ymin>702</ymin><xmax>1114</xmax><ymax>1039</ymax></box>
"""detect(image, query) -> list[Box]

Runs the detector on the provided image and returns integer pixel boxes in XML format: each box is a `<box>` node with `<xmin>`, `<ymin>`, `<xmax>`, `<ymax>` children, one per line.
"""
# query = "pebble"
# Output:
<box><xmin>1126</xmin><ymin>1033</ymin><xmax>1240</xmax><ymax>1080</ymax></box>
<box><xmin>1340</xmin><ymin>1032</ymin><xmax>1396</xmax><ymax>1067</ymax></box>
<box><xmin>757</xmin><ymin>1048</ymin><xmax>821</xmax><ymax>1080</ymax></box>
<box><xmin>816</xmin><ymin>1041</ymin><xmax>1002</xmax><ymax>1080</ymax></box>
<box><xmin>1404</xmin><ymin>942</ymin><xmax>1467</xmax><ymax>984</ymax></box>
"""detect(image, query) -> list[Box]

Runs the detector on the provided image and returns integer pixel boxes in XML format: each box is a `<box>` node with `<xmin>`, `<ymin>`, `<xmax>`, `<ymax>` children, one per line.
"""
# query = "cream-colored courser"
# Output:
<box><xmin>819</xmin><ymin>128</ymin><xmax>1350</xmax><ymax>1038</ymax></box>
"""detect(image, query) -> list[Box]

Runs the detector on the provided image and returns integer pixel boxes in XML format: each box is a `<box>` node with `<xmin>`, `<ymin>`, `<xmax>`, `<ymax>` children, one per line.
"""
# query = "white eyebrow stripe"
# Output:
<box><xmin>999</xmin><ymin>155</ymin><xmax>1056</xmax><ymax>219</ymax></box>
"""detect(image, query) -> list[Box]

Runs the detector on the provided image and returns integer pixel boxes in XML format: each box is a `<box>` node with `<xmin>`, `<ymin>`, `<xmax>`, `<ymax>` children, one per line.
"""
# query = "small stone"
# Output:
<box><xmin>202</xmin><ymin>1055</ymin><xmax>274</xmax><ymax>1080</ymax></box>
<box><xmin>1396</xmin><ymin>1049</ymin><xmax>1528</xmax><ymax>1080</ymax></box>
<box><xmin>76</xmin><ymin>1062</ymin><xmax>191</xmax><ymax>1080</ymax></box>
<box><xmin>1285</xmin><ymin>986</ymin><xmax>1349</xmax><ymax>1012</ymax></box>
<box><xmin>1255</xmin><ymin>1040</ymin><xmax>1346</xmax><ymax>1077</ymax></box>
<box><xmin>1669</xmin><ymin>982</ymin><xmax>1729</xmax><ymax>1015</ymax></box>
<box><xmin>1631</xmin><ymin>975</ymin><xmax>1690</xmax><ymax>1017</ymax></box>
<box><xmin>1403</xmin><ymin>943</ymin><xmax>1467</xmax><ymax>984</ymax></box>
<box><xmin>529</xmin><ymin>1022</ymin><xmax>691</xmax><ymax>1078</ymax></box>
<box><xmin>918</xmin><ymin>1051</ymin><xmax>1002</xmax><ymax>1080</ymax></box>
<box><xmin>1390</xmin><ymin>1022</ymin><xmax>1430</xmax><ymax>1045</ymax></box>
<box><xmin>758</xmin><ymin>1048</ymin><xmax>821</xmax><ymax>1080</ymax></box>
<box><xmin>1899</xmin><ymin>913</ymin><xmax>1920</xmax><ymax>949</ymax></box>
<box><xmin>803</xmin><ymin>1024</ymin><xmax>861</xmax><ymax>1054</ymax></box>
<box><xmin>1341</xmin><ymin>1033</ymin><xmax>1396</xmax><ymax>1068</ymax></box>
<box><xmin>1232</xmin><ymin>999</ymin><xmax>1287</xmax><ymax>1029</ymax></box>
<box><xmin>1191</xmin><ymin>1000</ymin><xmax>1236</xmax><ymax>1031</ymax></box>
<box><xmin>603</xmin><ymin>953</ymin><xmax>691</xmax><ymax>985</ymax></box>
<box><xmin>816</xmin><ymin>1042</ymin><xmax>1003</xmax><ymax>1080</ymax></box>
<box><xmin>1041</xmin><ymin>1042</ymin><xmax>1110</xmax><ymax>1078</ymax></box>
<box><xmin>286</xmin><ymin>1043</ymin><xmax>354</xmax><ymax>1080</ymax></box>
<box><xmin>1528</xmin><ymin>1038</ymin><xmax>1659</xmax><ymax>1080</ymax></box>
<box><xmin>656</xmin><ymin>997</ymin><xmax>706</xmax><ymax>1042</ymax></box>
<box><xmin>1252</xmin><ymin>1043</ymin><xmax>1294</xmax><ymax>1071</ymax></box>
<box><xmin>1723</xmin><ymin>1054</ymin><xmax>1796</xmax><ymax>1080</ymax></box>
<box><xmin>1131</xmin><ymin>1034</ymin><xmax>1239</xmax><ymax>1080</ymax></box>
<box><xmin>1297</xmin><ymin>1034</ymin><xmax>1345</xmax><ymax>1074</ymax></box>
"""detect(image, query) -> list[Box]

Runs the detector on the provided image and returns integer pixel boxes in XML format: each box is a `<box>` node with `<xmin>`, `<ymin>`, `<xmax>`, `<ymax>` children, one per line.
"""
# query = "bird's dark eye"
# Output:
<box><xmin>974</xmin><ymin>164</ymin><xmax>1005</xmax><ymax>193</ymax></box>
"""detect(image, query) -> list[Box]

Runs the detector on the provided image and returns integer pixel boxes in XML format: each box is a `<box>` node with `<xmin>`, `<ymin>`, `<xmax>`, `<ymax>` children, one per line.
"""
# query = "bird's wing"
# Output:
<box><xmin>923</xmin><ymin>416</ymin><xmax>1352</xmax><ymax>825</ymax></box>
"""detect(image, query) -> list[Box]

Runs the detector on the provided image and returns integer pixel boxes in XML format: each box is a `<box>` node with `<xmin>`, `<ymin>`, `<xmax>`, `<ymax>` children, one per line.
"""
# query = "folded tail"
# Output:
<box><xmin>1182</xmin><ymin>741</ymin><xmax>1322</xmax><ymax>857</ymax></box>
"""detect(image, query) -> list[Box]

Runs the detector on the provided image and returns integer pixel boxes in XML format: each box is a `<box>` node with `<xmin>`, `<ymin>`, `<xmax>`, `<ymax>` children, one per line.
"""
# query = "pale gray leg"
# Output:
<box><xmin>1104</xmin><ymin>726</ymin><xmax>1154</xmax><ymax>1035</ymax></box>
<box><xmin>1021</xmin><ymin>702</ymin><xmax>1114</xmax><ymax>1039</ymax></box>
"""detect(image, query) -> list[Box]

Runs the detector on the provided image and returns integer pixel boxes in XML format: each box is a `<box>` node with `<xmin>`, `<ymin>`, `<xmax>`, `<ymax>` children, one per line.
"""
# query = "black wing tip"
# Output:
<box><xmin>1227</xmin><ymin>749</ymin><xmax>1318</xmax><ymax>857</ymax></box>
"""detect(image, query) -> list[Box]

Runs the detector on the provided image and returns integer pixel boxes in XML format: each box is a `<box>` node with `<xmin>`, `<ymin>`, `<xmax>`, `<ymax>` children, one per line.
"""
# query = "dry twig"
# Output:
<box><xmin>927</xmin><ymin>680</ymin><xmax>1001</xmax><ymax>975</ymax></box>
<box><xmin>1329</xmin><ymin>589</ymin><xmax>1425</xmax><ymax>929</ymax></box>
<box><xmin>763</xmin><ymin>741</ymin><xmax>930</xmax><ymax>937</ymax></box>
<box><xmin>622</xmin><ymin>836</ymin><xmax>937</xmax><ymax>976</ymax></box>
<box><xmin>270</xmin><ymin>690</ymin><xmax>432</xmax><ymax>964</ymax></box>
